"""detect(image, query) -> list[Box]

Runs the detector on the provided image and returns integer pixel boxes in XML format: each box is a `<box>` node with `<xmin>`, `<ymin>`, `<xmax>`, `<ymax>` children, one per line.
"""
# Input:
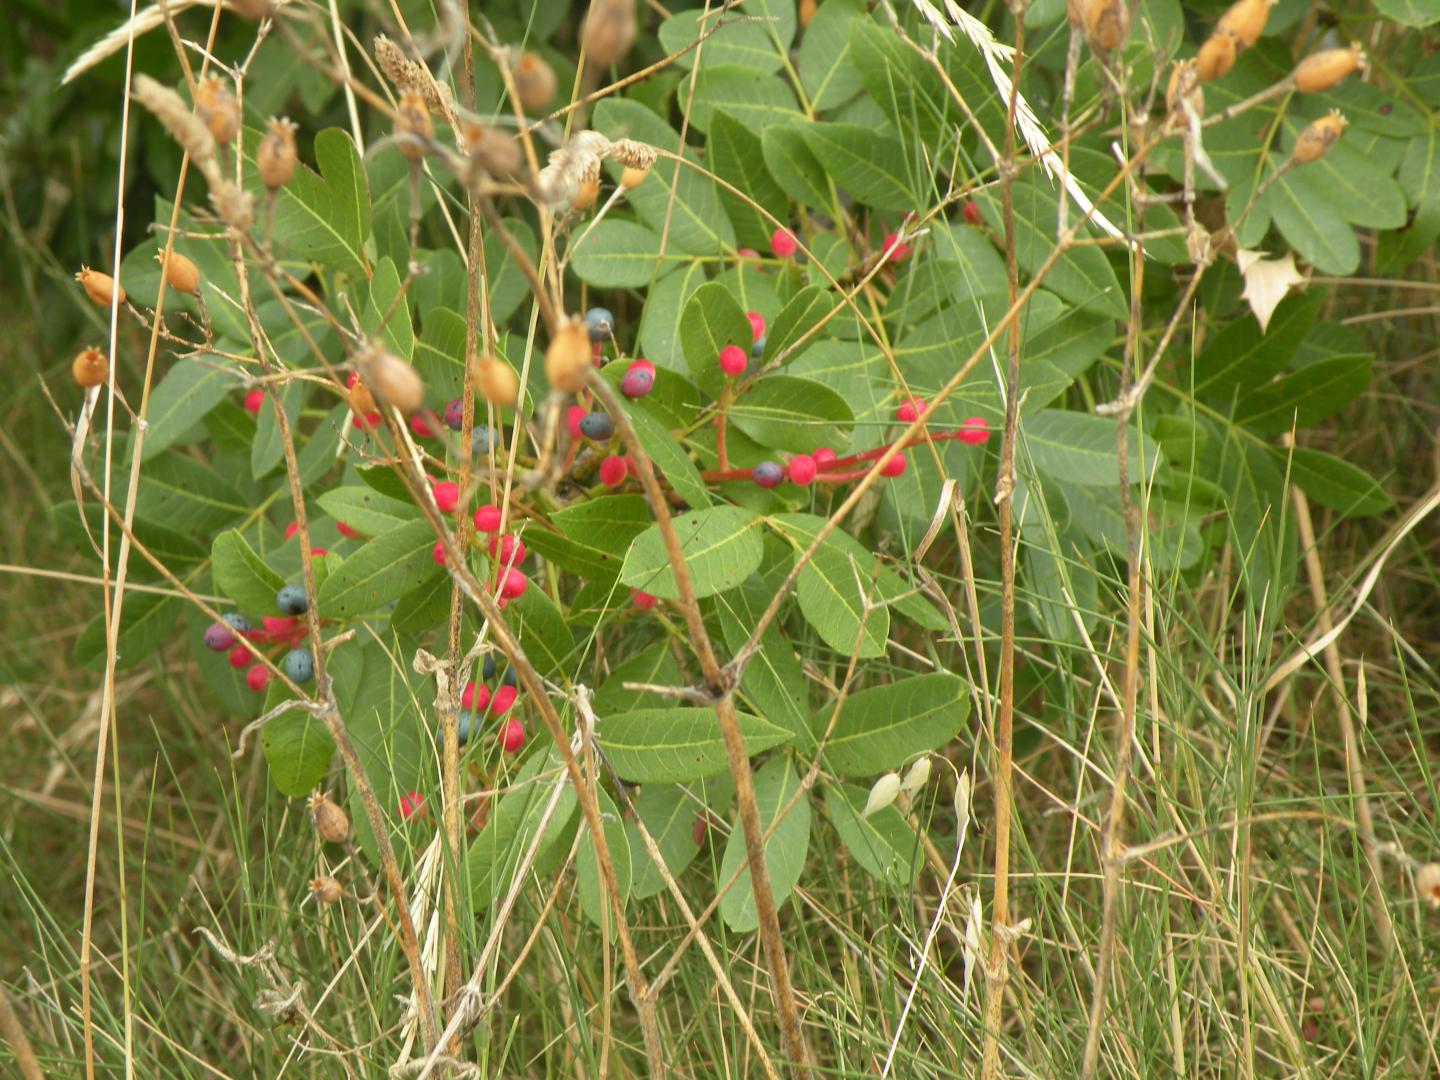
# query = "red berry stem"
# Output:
<box><xmin>698</xmin><ymin>428</ymin><xmax>972</xmax><ymax>483</ymax></box>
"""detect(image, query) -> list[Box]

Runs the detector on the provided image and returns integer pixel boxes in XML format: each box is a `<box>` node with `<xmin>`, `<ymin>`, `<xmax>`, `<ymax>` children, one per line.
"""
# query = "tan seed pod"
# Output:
<box><xmin>1417</xmin><ymin>863</ymin><xmax>1440</xmax><ymax>908</ymax></box>
<box><xmin>1083</xmin><ymin>0</ymin><xmax>1130</xmax><ymax>52</ymax></box>
<box><xmin>545</xmin><ymin>319</ymin><xmax>592</xmax><ymax>394</ymax></box>
<box><xmin>156</xmin><ymin>249</ymin><xmax>201</xmax><ymax>294</ymax></box>
<box><xmin>308</xmin><ymin>792</ymin><xmax>351</xmax><ymax>844</ymax></box>
<box><xmin>572</xmin><ymin>175</ymin><xmax>600</xmax><ymax>210</ymax></box>
<box><xmin>514</xmin><ymin>52</ymin><xmax>558</xmax><ymax>112</ymax></box>
<box><xmin>348</xmin><ymin>378</ymin><xmax>376</xmax><ymax>416</ymax></box>
<box><xmin>195</xmin><ymin>76</ymin><xmax>240</xmax><ymax>145</ymax></box>
<box><xmin>799</xmin><ymin>0</ymin><xmax>817</xmax><ymax>28</ymax></box>
<box><xmin>72</xmin><ymin>347</ymin><xmax>108</xmax><ymax>388</ymax></box>
<box><xmin>581</xmin><ymin>0</ymin><xmax>637</xmax><ymax>68</ymax></box>
<box><xmin>1216</xmin><ymin>0</ymin><xmax>1274</xmax><ymax>49</ymax></box>
<box><xmin>76</xmin><ymin>267</ymin><xmax>124</xmax><ymax>307</ymax></box>
<box><xmin>366</xmin><ymin>350</ymin><xmax>425</xmax><ymax>414</ymax></box>
<box><xmin>462</xmin><ymin>121</ymin><xmax>523</xmax><ymax>180</ymax></box>
<box><xmin>1196</xmin><ymin>31</ymin><xmax>1237</xmax><ymax>81</ymax></box>
<box><xmin>1293</xmin><ymin>44</ymin><xmax>1366</xmax><ymax>94</ymax></box>
<box><xmin>1291</xmin><ymin>109</ymin><xmax>1347</xmax><ymax>165</ymax></box>
<box><xmin>309</xmin><ymin>876</ymin><xmax>343</xmax><ymax>905</ymax></box>
<box><xmin>472</xmin><ymin>355</ymin><xmax>519</xmax><ymax>408</ymax></box>
<box><xmin>395</xmin><ymin>90</ymin><xmax>433</xmax><ymax>162</ymax></box>
<box><xmin>258</xmin><ymin>117</ymin><xmax>298</xmax><ymax>190</ymax></box>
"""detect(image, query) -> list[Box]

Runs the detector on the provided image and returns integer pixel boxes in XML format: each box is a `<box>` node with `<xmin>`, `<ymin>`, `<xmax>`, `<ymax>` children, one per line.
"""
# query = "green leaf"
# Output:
<box><xmin>576</xmin><ymin>789</ymin><xmax>630</xmax><ymax>925</ymax></box>
<box><xmin>594</xmin><ymin>643</ymin><xmax>684</xmax><ymax>716</ymax></box>
<box><xmin>212</xmin><ymin>530</ymin><xmax>286</xmax><ymax>613</ymax></box>
<box><xmin>140</xmin><ymin>358</ymin><xmax>235</xmax><ymax>461</ymax></box>
<box><xmin>820</xmin><ymin>673</ymin><xmax>969</xmax><ymax>776</ymax></box>
<box><xmin>627</xmin><ymin>784</ymin><xmax>707</xmax><ymax>900</ymax></box>
<box><xmin>339</xmin><ymin>641</ymin><xmax>423</xmax><ymax>860</ymax></box>
<box><xmin>1279</xmin><ymin>125</ymin><xmax>1408</xmax><ymax>231</ymax></box>
<box><xmin>297</xmin><ymin>403</ymin><xmax>345</xmax><ymax>490</ymax></box>
<box><xmin>848</xmin><ymin>19</ymin><xmax>949</xmax><ymax>144</ymax></box>
<box><xmin>316</xmin><ymin>485</ymin><xmax>418</xmax><ymax>536</ymax></box>
<box><xmin>389</xmin><ymin>570</ymin><xmax>451</xmax><ymax>640</ymax></box>
<box><xmin>762</xmin><ymin>124</ymin><xmax>831</xmax><ymax>208</ymax></box>
<box><xmin>792</xmin><ymin>533</ymin><xmax>889</xmax><ymax>658</ymax></box>
<box><xmin>413</xmin><ymin>306</ymin><xmax>467</xmax><ymax>404</ymax></box>
<box><xmin>1022</xmin><ymin>409</ymin><xmax>1160</xmax><ymax>487</ymax></box>
<box><xmin>1233</xmin><ymin>353</ymin><xmax>1372</xmax><ymax>433</ymax></box>
<box><xmin>1269</xmin><ymin>166</ymin><xmax>1360</xmax><ymax>276</ymax></box>
<box><xmin>317</xmin><ymin>518</ymin><xmax>438</xmax><ymax>617</ymax></box>
<box><xmin>1376</xmin><ymin>127</ymin><xmax>1440</xmax><ymax>273</ymax></box>
<box><xmin>680</xmin><ymin>281</ymin><xmax>753</xmax><ymax>398</ymax></box>
<box><xmin>797</xmin><ymin>0</ymin><xmax>866</xmax><ymax>110</ymax></box>
<box><xmin>763</xmin><ymin>285</ymin><xmax>836</xmax><ymax>366</ymax></box>
<box><xmin>1283</xmin><ymin>446</ymin><xmax>1392</xmax><ymax>517</ymax></box>
<box><xmin>132</xmin><ymin>452</ymin><xmax>248</xmax><ymax>534</ymax></box>
<box><xmin>506</xmin><ymin>587</ymin><xmax>574</xmax><ymax>677</ymax></box>
<box><xmin>267</xmin><ymin>127</ymin><xmax>370</xmax><ymax>281</ymax></box>
<box><xmin>1197</xmin><ymin>420</ymin><xmax>1296</xmax><ymax>592</ymax></box>
<box><xmin>74</xmin><ymin>589</ymin><xmax>181</xmax><ymax>671</ymax></box>
<box><xmin>628</xmin><ymin>408</ymin><xmax>712</xmax><ymax>508</ymax></box>
<box><xmin>719</xmin><ymin>757</ymin><xmax>810</xmax><ymax>931</ymax></box>
<box><xmin>718</xmin><ymin>578</ymin><xmax>816</xmax><ymax>753</ymax></box>
<box><xmin>709</xmin><ymin>111</ymin><xmax>788</xmax><ymax>250</ymax></box>
<box><xmin>598</xmin><ymin>708</ymin><xmax>792</xmax><ymax>783</ymax></box>
<box><xmin>552</xmin><ymin>494</ymin><xmax>653</xmax><ymax>555</ymax></box>
<box><xmin>658</xmin><ymin>9</ymin><xmax>783</xmax><ymax>71</ymax></box>
<box><xmin>465</xmin><ymin>748</ymin><xmax>578</xmax><ymax>908</ymax></box>
<box><xmin>620</xmin><ymin>506</ymin><xmax>764</xmax><ymax>599</ymax></box>
<box><xmin>571</xmin><ymin>219</ymin><xmax>663</xmax><ymax>288</ymax></box>
<box><xmin>680</xmin><ymin>63</ymin><xmax>802</xmax><ymax>134</ymax></box>
<box><xmin>1372</xmin><ymin>0</ymin><xmax>1440</xmax><ymax>26</ymax></box>
<box><xmin>262</xmin><ymin>692</ymin><xmax>334</xmax><ymax>798</ymax></box>
<box><xmin>364</xmin><ymin>256</ymin><xmax>415</xmax><ymax>360</ymax></box>
<box><xmin>524</xmin><ymin>529</ymin><xmax>625</xmax><ymax>582</ymax></box>
<box><xmin>1193</xmin><ymin>292</ymin><xmax>1319</xmax><ymax>401</ymax></box>
<box><xmin>728</xmin><ymin>375</ymin><xmax>854</xmax><ymax>454</ymax></box>
<box><xmin>823</xmin><ymin>782</ymin><xmax>920</xmax><ymax>884</ymax></box>
<box><xmin>640</xmin><ymin>264</ymin><xmax>709</xmax><ymax>372</ymax></box>
<box><xmin>800</xmin><ymin>122</ymin><xmax>915</xmax><ymax>212</ymax></box>
<box><xmin>252</xmin><ymin>379</ymin><xmax>304</xmax><ymax>479</ymax></box>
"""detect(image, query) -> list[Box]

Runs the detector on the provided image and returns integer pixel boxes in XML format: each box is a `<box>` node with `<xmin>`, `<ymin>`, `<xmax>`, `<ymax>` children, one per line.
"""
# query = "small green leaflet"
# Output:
<box><xmin>680</xmin><ymin>281</ymin><xmax>753</xmax><ymax>398</ymax></box>
<box><xmin>762</xmin><ymin>285</ymin><xmax>836</xmax><ymax>366</ymax></box>
<box><xmin>74</xmin><ymin>590</ymin><xmax>181</xmax><ymax>671</ymax></box>
<box><xmin>598</xmin><ymin>708</ymin><xmax>792</xmax><ymax>783</ymax></box>
<box><xmin>800</xmin><ymin>123</ymin><xmax>915</xmax><ymax>212</ymax></box>
<box><xmin>317</xmin><ymin>518</ymin><xmax>437</xmax><ymax>617</ymax></box>
<box><xmin>571</xmin><ymin>219</ymin><xmax>664</xmax><ymax>288</ymax></box>
<box><xmin>140</xmin><ymin>359</ymin><xmax>235</xmax><ymax>461</ymax></box>
<box><xmin>819</xmin><ymin>673</ymin><xmax>970</xmax><ymax>776</ymax></box>
<box><xmin>266</xmin><ymin>127</ymin><xmax>371</xmax><ymax>282</ymax></box>
<box><xmin>576</xmin><ymin>788</ymin><xmax>631</xmax><ymax>925</ymax></box>
<box><xmin>727</xmin><ymin>375</ymin><xmax>854</xmax><ymax>454</ymax></box>
<box><xmin>212</xmin><ymin>530</ymin><xmax>286</xmax><ymax>613</ymax></box>
<box><xmin>626</xmin><ymin>784</ymin><xmax>708</xmax><ymax>900</ymax></box>
<box><xmin>620</xmin><ymin>506</ymin><xmax>764</xmax><ymax>599</ymax></box>
<box><xmin>316</xmin><ymin>485</ymin><xmax>418</xmax><ymax>537</ymax></box>
<box><xmin>823</xmin><ymin>782</ymin><xmax>921</xmax><ymax>884</ymax></box>
<box><xmin>718</xmin><ymin>757</ymin><xmax>810</xmax><ymax>932</ymax></box>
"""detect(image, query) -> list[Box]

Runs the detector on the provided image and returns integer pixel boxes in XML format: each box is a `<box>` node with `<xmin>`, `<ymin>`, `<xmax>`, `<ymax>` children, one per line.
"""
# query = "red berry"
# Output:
<box><xmin>351</xmin><ymin>411</ymin><xmax>381</xmax><ymax>430</ymax></box>
<box><xmin>500</xmin><ymin>568</ymin><xmax>528</xmax><ymax>600</ymax></box>
<box><xmin>399</xmin><ymin>790</ymin><xmax>425</xmax><ymax>821</ymax></box>
<box><xmin>958</xmin><ymin>416</ymin><xmax>990</xmax><ymax>445</ymax></box>
<box><xmin>880</xmin><ymin>453</ymin><xmax>907</xmax><ymax>478</ymax></box>
<box><xmin>474</xmin><ymin>504</ymin><xmax>502</xmax><ymax>533</ymax></box>
<box><xmin>346</xmin><ymin>372</ymin><xmax>360</xmax><ymax>389</ymax></box>
<box><xmin>736</xmin><ymin>247</ymin><xmax>760</xmax><ymax>262</ymax></box>
<box><xmin>246</xmin><ymin>664</ymin><xmax>270</xmax><ymax>692</ymax></box>
<box><xmin>813</xmin><ymin>447</ymin><xmax>837</xmax><ymax>466</ymax></box>
<box><xmin>284</xmin><ymin>521</ymin><xmax>300</xmax><ymax>540</ymax></box>
<box><xmin>228</xmin><ymin>644</ymin><xmax>251</xmax><ymax>669</ymax></box>
<box><xmin>746</xmin><ymin>311</ymin><xmax>766</xmax><ymax>342</ymax></box>
<box><xmin>490</xmin><ymin>685</ymin><xmax>518</xmax><ymax>716</ymax></box>
<box><xmin>462</xmin><ymin>681</ymin><xmax>491</xmax><ymax>711</ymax></box>
<box><xmin>599</xmin><ymin>455</ymin><xmax>628</xmax><ymax>487</ymax></box>
<box><xmin>488</xmin><ymin>533</ymin><xmax>526</xmax><ymax>565</ymax></box>
<box><xmin>718</xmin><ymin>345</ymin><xmax>747</xmax><ymax>376</ymax></box>
<box><xmin>896</xmin><ymin>396</ymin><xmax>926</xmax><ymax>423</ymax></box>
<box><xmin>499</xmin><ymin>718</ymin><xmax>525</xmax><ymax>753</ymax></box>
<box><xmin>770</xmin><ymin>227</ymin><xmax>798</xmax><ymax>258</ymax></box>
<box><xmin>631</xmin><ymin>590</ymin><xmax>657</xmax><ymax>611</ymax></box>
<box><xmin>627</xmin><ymin>358</ymin><xmax>655</xmax><ymax>378</ymax></box>
<box><xmin>566</xmin><ymin>404</ymin><xmax>586</xmax><ymax>440</ymax></box>
<box><xmin>309</xmin><ymin>547</ymin><xmax>328</xmax><ymax>558</ymax></box>
<box><xmin>432</xmin><ymin>539</ymin><xmax>447</xmax><ymax>565</ymax></box>
<box><xmin>692</xmin><ymin>815</ymin><xmax>708</xmax><ymax>847</ymax></box>
<box><xmin>337</xmin><ymin>521</ymin><xmax>360</xmax><ymax>539</ymax></box>
<box><xmin>244</xmin><ymin>388</ymin><xmax>265</xmax><ymax>415</ymax></box>
<box><xmin>410</xmin><ymin>413</ymin><xmax>435</xmax><ymax>438</ymax></box>
<box><xmin>432</xmin><ymin>481</ymin><xmax>460</xmax><ymax>514</ymax></box>
<box><xmin>263</xmin><ymin>615</ymin><xmax>298</xmax><ymax>637</ymax></box>
<box><xmin>787</xmin><ymin>454</ymin><xmax>818</xmax><ymax>486</ymax></box>
<box><xmin>882</xmin><ymin>232</ymin><xmax>912</xmax><ymax>262</ymax></box>
<box><xmin>963</xmin><ymin>200</ymin><xmax>983</xmax><ymax>226</ymax></box>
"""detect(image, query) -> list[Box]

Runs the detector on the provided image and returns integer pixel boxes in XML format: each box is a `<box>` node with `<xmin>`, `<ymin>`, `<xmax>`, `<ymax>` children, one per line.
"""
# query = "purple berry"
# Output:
<box><xmin>620</xmin><ymin>368</ymin><xmax>654</xmax><ymax>399</ymax></box>
<box><xmin>752</xmin><ymin>461</ymin><xmax>783</xmax><ymax>489</ymax></box>
<box><xmin>444</xmin><ymin>398</ymin><xmax>464</xmax><ymax>431</ymax></box>
<box><xmin>203</xmin><ymin>622</ymin><xmax>237</xmax><ymax>652</ymax></box>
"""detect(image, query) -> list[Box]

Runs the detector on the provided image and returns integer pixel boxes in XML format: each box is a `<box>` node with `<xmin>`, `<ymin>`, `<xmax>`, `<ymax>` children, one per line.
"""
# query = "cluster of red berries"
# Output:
<box><xmin>429</xmin><ymin>490</ymin><xmax>531</xmax><ymax>607</ymax></box>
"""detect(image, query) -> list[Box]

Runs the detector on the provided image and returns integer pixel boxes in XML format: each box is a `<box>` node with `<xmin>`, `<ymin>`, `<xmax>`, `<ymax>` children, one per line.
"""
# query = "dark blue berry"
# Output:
<box><xmin>472</xmin><ymin>425</ymin><xmax>497</xmax><ymax>454</ymax></box>
<box><xmin>284</xmin><ymin>647</ymin><xmax>315</xmax><ymax>682</ymax></box>
<box><xmin>502</xmin><ymin>667</ymin><xmax>518</xmax><ymax>688</ymax></box>
<box><xmin>202</xmin><ymin>622</ymin><xmax>236</xmax><ymax>652</ymax></box>
<box><xmin>277</xmin><ymin>585</ymin><xmax>308</xmax><ymax>615</ymax></box>
<box><xmin>221</xmin><ymin>613</ymin><xmax>252</xmax><ymax>633</ymax></box>
<box><xmin>483</xmin><ymin>655</ymin><xmax>497</xmax><ymax>680</ymax></box>
<box><xmin>619</xmin><ymin>369</ymin><xmax>654</xmax><ymax>399</ymax></box>
<box><xmin>456</xmin><ymin>710</ymin><xmax>477</xmax><ymax>745</ymax></box>
<box><xmin>752</xmin><ymin>336</ymin><xmax>766</xmax><ymax>359</ymax></box>
<box><xmin>752</xmin><ymin>461</ymin><xmax>784</xmax><ymax>489</ymax></box>
<box><xmin>578</xmin><ymin>412</ymin><xmax>615</xmax><ymax>441</ymax></box>
<box><xmin>584</xmin><ymin>307</ymin><xmax>614</xmax><ymax>342</ymax></box>
<box><xmin>444</xmin><ymin>398</ymin><xmax>464</xmax><ymax>431</ymax></box>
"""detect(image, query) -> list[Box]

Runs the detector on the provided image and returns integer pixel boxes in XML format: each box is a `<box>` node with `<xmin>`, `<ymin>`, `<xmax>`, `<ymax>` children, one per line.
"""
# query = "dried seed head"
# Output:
<box><xmin>1417</xmin><ymin>863</ymin><xmax>1440</xmax><ymax>908</ymax></box>
<box><xmin>229</xmin><ymin>0</ymin><xmax>276</xmax><ymax>18</ymax></box>
<box><xmin>133</xmin><ymin>75</ymin><xmax>216</xmax><ymax>172</ymax></box>
<box><xmin>461</xmin><ymin>120</ymin><xmax>523</xmax><ymax>181</ymax></box>
<box><xmin>536</xmin><ymin>131</ymin><xmax>612</xmax><ymax>209</ymax></box>
<box><xmin>1083</xmin><ymin>0</ymin><xmax>1130</xmax><ymax>52</ymax></box>
<box><xmin>472</xmin><ymin>354</ymin><xmax>519</xmax><ymax>408</ymax></box>
<box><xmin>364</xmin><ymin>349</ymin><xmax>425</xmax><ymax>414</ymax></box>
<box><xmin>581</xmin><ymin>0</ymin><xmax>637</xmax><ymax>68</ymax></box>
<box><xmin>1291</xmin><ymin>109</ymin><xmax>1347</xmax><ymax>165</ymax></box>
<box><xmin>258</xmin><ymin>117</ymin><xmax>298</xmax><ymax>189</ymax></box>
<box><xmin>545</xmin><ymin>318</ymin><xmax>592</xmax><ymax>394</ymax></box>
<box><xmin>1293</xmin><ymin>43</ymin><xmax>1366</xmax><ymax>94</ymax></box>
<box><xmin>195</xmin><ymin>76</ymin><xmax>240</xmax><ymax>145</ymax></box>
<box><xmin>309</xmin><ymin>876</ymin><xmax>343</xmax><ymax>905</ymax></box>
<box><xmin>1195</xmin><ymin>31</ymin><xmax>1237</xmax><ymax>81</ymax></box>
<box><xmin>374</xmin><ymin>35</ymin><xmax>451</xmax><ymax>115</ymax></box>
<box><xmin>395</xmin><ymin>91</ymin><xmax>433</xmax><ymax>161</ymax></box>
<box><xmin>1216</xmin><ymin>0</ymin><xmax>1274</xmax><ymax>49</ymax></box>
<box><xmin>611</xmin><ymin>139</ymin><xmax>655</xmax><ymax>188</ymax></box>
<box><xmin>514</xmin><ymin>51</ymin><xmax>557</xmax><ymax>112</ymax></box>
<box><xmin>210</xmin><ymin>180</ymin><xmax>255</xmax><ymax>232</ymax></box>
<box><xmin>308</xmin><ymin>792</ymin><xmax>351</xmax><ymax>844</ymax></box>
<box><xmin>157</xmin><ymin>249</ymin><xmax>201</xmax><ymax>294</ymax></box>
<box><xmin>1166</xmin><ymin>59</ymin><xmax>1204</xmax><ymax>119</ymax></box>
<box><xmin>72</xmin><ymin>347</ymin><xmax>108</xmax><ymax>388</ymax></box>
<box><xmin>76</xmin><ymin>267</ymin><xmax>124</xmax><ymax>307</ymax></box>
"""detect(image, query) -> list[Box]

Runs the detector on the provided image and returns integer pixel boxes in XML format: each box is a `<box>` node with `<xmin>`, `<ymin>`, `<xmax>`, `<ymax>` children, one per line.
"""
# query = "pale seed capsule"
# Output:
<box><xmin>395</xmin><ymin>90</ymin><xmax>433</xmax><ymax>161</ymax></box>
<box><xmin>367</xmin><ymin>351</ymin><xmax>425</xmax><ymax>414</ymax></box>
<box><xmin>514</xmin><ymin>52</ymin><xmax>557</xmax><ymax>112</ymax></box>
<box><xmin>1195</xmin><ymin>32</ymin><xmax>1237</xmax><ymax>81</ymax></box>
<box><xmin>348</xmin><ymin>378</ymin><xmax>376</xmax><ymax>416</ymax></box>
<box><xmin>310</xmin><ymin>876</ymin><xmax>343</xmax><ymax>905</ymax></box>
<box><xmin>1416</xmin><ymin>863</ymin><xmax>1440</xmax><ymax>908</ymax></box>
<box><xmin>76</xmin><ymin>267</ymin><xmax>124</xmax><ymax>307</ymax></box>
<box><xmin>545</xmin><ymin>319</ymin><xmax>592</xmax><ymax>394</ymax></box>
<box><xmin>1216</xmin><ymin>0</ymin><xmax>1274</xmax><ymax>49</ymax></box>
<box><xmin>258</xmin><ymin>117</ymin><xmax>298</xmax><ymax>190</ymax></box>
<box><xmin>1083</xmin><ymin>0</ymin><xmax>1130</xmax><ymax>52</ymax></box>
<box><xmin>156</xmin><ymin>249</ymin><xmax>200</xmax><ymax>294</ymax></box>
<box><xmin>462</xmin><ymin>120</ymin><xmax>523</xmax><ymax>179</ymax></box>
<box><xmin>194</xmin><ymin>76</ymin><xmax>240</xmax><ymax>145</ymax></box>
<box><xmin>862</xmin><ymin>773</ymin><xmax>903</xmax><ymax>818</ymax></box>
<box><xmin>72</xmin><ymin>347</ymin><xmax>108</xmax><ymax>388</ymax></box>
<box><xmin>1291</xmin><ymin>109</ymin><xmax>1347</xmax><ymax>165</ymax></box>
<box><xmin>472</xmin><ymin>355</ymin><xmax>519</xmax><ymax>408</ymax></box>
<box><xmin>308</xmin><ymin>792</ymin><xmax>351</xmax><ymax>844</ymax></box>
<box><xmin>1293</xmin><ymin>44</ymin><xmax>1366</xmax><ymax>94</ymax></box>
<box><xmin>900</xmin><ymin>757</ymin><xmax>932</xmax><ymax>795</ymax></box>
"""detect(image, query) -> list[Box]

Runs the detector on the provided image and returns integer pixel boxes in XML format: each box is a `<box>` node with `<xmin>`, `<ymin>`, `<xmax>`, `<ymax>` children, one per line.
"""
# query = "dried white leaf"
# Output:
<box><xmin>862</xmin><ymin>772</ymin><xmax>903</xmax><ymax>818</ymax></box>
<box><xmin>1237</xmin><ymin>248</ymin><xmax>1306</xmax><ymax>333</ymax></box>
<box><xmin>962</xmin><ymin>890</ymin><xmax>983</xmax><ymax>1003</ymax></box>
<box><xmin>900</xmin><ymin>756</ymin><xmax>932</xmax><ymax>795</ymax></box>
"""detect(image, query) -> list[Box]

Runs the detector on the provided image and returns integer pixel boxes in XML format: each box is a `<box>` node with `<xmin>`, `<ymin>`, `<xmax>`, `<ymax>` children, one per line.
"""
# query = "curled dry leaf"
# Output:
<box><xmin>1237</xmin><ymin>249</ymin><xmax>1306</xmax><ymax>333</ymax></box>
